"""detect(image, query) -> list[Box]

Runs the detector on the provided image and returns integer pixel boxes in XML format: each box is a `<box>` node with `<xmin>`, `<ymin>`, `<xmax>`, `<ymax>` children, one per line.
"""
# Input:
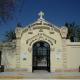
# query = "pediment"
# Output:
<box><xmin>16</xmin><ymin>11</ymin><xmax>67</xmax><ymax>39</ymax></box>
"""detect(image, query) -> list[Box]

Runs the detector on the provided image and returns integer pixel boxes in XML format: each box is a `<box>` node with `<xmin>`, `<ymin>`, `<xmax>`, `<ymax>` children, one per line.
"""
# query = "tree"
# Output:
<box><xmin>0</xmin><ymin>0</ymin><xmax>23</xmax><ymax>23</ymax></box>
<box><xmin>65</xmin><ymin>22</ymin><xmax>80</xmax><ymax>42</ymax></box>
<box><xmin>3</xmin><ymin>22</ymin><xmax>23</xmax><ymax>42</ymax></box>
<box><xmin>17</xmin><ymin>22</ymin><xmax>23</xmax><ymax>27</ymax></box>
<box><xmin>76</xmin><ymin>26</ymin><xmax>80</xmax><ymax>41</ymax></box>
<box><xmin>5</xmin><ymin>30</ymin><xmax>16</xmax><ymax>42</ymax></box>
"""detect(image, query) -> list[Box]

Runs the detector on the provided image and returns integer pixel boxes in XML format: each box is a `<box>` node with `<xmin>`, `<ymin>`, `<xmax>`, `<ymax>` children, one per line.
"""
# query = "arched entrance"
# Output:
<box><xmin>32</xmin><ymin>41</ymin><xmax>50</xmax><ymax>72</ymax></box>
<box><xmin>0</xmin><ymin>51</ymin><xmax>2</xmax><ymax>65</ymax></box>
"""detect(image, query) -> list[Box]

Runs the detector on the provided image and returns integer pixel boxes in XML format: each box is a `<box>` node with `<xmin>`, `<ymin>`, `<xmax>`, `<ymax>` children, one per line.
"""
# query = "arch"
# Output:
<box><xmin>32</xmin><ymin>41</ymin><xmax>50</xmax><ymax>72</ymax></box>
<box><xmin>27</xmin><ymin>33</ymin><xmax>56</xmax><ymax>47</ymax></box>
<box><xmin>0</xmin><ymin>51</ymin><xmax>2</xmax><ymax>65</ymax></box>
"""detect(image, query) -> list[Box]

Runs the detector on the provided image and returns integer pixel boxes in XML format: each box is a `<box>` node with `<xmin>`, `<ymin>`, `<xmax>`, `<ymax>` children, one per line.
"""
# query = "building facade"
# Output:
<box><xmin>0</xmin><ymin>11</ymin><xmax>80</xmax><ymax>72</ymax></box>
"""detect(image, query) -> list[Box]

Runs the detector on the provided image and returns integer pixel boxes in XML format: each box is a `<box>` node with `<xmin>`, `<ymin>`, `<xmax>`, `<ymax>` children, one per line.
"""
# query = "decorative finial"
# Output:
<box><xmin>38</xmin><ymin>11</ymin><xmax>44</xmax><ymax>20</ymax></box>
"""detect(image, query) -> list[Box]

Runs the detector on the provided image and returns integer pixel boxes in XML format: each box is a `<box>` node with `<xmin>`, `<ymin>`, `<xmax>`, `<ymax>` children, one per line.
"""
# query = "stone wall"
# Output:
<box><xmin>1</xmin><ymin>41</ymin><xmax>16</xmax><ymax>70</ymax></box>
<box><xmin>66</xmin><ymin>40</ymin><xmax>80</xmax><ymax>72</ymax></box>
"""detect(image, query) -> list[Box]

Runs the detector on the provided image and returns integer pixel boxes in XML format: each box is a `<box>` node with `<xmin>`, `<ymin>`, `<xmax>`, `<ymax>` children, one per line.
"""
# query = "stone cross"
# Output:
<box><xmin>38</xmin><ymin>11</ymin><xmax>44</xmax><ymax>19</ymax></box>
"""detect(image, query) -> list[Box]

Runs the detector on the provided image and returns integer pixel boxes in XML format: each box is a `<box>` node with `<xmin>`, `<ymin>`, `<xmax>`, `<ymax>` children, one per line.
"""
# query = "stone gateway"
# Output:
<box><xmin>0</xmin><ymin>11</ymin><xmax>80</xmax><ymax>72</ymax></box>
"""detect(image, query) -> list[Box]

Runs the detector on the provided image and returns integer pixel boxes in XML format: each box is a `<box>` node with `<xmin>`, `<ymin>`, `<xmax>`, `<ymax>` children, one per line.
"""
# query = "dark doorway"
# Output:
<box><xmin>0</xmin><ymin>51</ymin><xmax>2</xmax><ymax>65</ymax></box>
<box><xmin>32</xmin><ymin>41</ymin><xmax>50</xmax><ymax>72</ymax></box>
<box><xmin>0</xmin><ymin>51</ymin><xmax>4</xmax><ymax>72</ymax></box>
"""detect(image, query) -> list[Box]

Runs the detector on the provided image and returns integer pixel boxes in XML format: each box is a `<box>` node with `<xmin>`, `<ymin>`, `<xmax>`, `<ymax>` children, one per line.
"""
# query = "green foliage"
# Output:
<box><xmin>4</xmin><ymin>22</ymin><xmax>23</xmax><ymax>42</ymax></box>
<box><xmin>65</xmin><ymin>22</ymin><xmax>80</xmax><ymax>42</ymax></box>
<box><xmin>5</xmin><ymin>30</ymin><xmax>16</xmax><ymax>42</ymax></box>
<box><xmin>17</xmin><ymin>23</ymin><xmax>23</xmax><ymax>27</ymax></box>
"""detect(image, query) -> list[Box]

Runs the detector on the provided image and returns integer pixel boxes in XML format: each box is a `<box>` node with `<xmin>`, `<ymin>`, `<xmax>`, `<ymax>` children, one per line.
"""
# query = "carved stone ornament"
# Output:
<box><xmin>28</xmin><ymin>47</ymin><xmax>32</xmax><ymax>52</ymax></box>
<box><xmin>15</xmin><ymin>27</ymin><xmax>22</xmax><ymax>38</ymax></box>
<box><xmin>60</xmin><ymin>27</ymin><xmax>68</xmax><ymax>38</ymax></box>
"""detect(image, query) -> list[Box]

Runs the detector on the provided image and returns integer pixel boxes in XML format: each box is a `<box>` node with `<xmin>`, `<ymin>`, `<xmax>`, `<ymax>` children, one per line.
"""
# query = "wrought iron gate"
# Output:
<box><xmin>32</xmin><ymin>41</ymin><xmax>50</xmax><ymax>72</ymax></box>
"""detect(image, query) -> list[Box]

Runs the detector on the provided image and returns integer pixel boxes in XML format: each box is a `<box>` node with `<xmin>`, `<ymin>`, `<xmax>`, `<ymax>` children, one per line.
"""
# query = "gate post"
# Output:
<box><xmin>79</xmin><ymin>66</ymin><xmax>80</xmax><ymax>72</ymax></box>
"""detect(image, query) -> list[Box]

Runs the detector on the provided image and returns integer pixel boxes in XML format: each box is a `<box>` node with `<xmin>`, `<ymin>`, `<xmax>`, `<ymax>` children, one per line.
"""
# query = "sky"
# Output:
<box><xmin>0</xmin><ymin>0</ymin><xmax>80</xmax><ymax>41</ymax></box>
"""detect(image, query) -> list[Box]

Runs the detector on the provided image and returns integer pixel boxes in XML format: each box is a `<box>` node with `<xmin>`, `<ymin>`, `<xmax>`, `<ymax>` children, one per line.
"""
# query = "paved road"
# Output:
<box><xmin>0</xmin><ymin>70</ymin><xmax>80</xmax><ymax>79</ymax></box>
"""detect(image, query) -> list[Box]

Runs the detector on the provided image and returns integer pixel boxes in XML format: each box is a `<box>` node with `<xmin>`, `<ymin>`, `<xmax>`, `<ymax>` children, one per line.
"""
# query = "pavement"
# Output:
<box><xmin>0</xmin><ymin>70</ymin><xmax>80</xmax><ymax>79</ymax></box>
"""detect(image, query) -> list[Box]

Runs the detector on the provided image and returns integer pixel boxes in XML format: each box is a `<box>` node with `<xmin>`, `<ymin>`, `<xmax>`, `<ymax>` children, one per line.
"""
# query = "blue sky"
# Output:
<box><xmin>0</xmin><ymin>0</ymin><xmax>80</xmax><ymax>41</ymax></box>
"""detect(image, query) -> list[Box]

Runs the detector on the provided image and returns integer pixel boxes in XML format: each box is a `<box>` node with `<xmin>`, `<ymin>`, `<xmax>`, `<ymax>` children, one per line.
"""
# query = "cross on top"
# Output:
<box><xmin>38</xmin><ymin>11</ymin><xmax>44</xmax><ymax>19</ymax></box>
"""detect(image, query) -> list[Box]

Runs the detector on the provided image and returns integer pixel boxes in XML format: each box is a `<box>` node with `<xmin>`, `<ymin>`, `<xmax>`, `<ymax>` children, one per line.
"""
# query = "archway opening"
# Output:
<box><xmin>32</xmin><ymin>41</ymin><xmax>50</xmax><ymax>72</ymax></box>
<box><xmin>0</xmin><ymin>51</ymin><xmax>2</xmax><ymax>65</ymax></box>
